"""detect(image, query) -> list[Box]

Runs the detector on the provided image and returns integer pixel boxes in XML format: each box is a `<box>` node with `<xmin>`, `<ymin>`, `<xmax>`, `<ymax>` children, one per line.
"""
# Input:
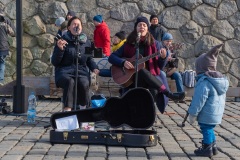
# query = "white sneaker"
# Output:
<box><xmin>80</xmin><ymin>105</ymin><xmax>86</xmax><ymax>110</ymax></box>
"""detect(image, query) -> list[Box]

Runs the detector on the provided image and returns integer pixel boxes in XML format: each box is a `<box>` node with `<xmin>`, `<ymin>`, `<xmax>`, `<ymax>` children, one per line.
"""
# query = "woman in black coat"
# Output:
<box><xmin>51</xmin><ymin>17</ymin><xmax>99</xmax><ymax>111</ymax></box>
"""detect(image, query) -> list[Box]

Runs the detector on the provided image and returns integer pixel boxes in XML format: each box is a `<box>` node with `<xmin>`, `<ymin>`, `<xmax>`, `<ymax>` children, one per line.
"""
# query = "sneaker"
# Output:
<box><xmin>63</xmin><ymin>107</ymin><xmax>71</xmax><ymax>112</ymax></box>
<box><xmin>80</xmin><ymin>105</ymin><xmax>86</xmax><ymax>110</ymax></box>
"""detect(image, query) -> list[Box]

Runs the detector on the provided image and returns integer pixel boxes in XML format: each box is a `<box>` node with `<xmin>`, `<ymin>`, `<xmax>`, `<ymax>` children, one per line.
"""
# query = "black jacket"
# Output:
<box><xmin>0</xmin><ymin>14</ymin><xmax>15</xmax><ymax>54</ymax></box>
<box><xmin>149</xmin><ymin>24</ymin><xmax>166</xmax><ymax>42</ymax></box>
<box><xmin>51</xmin><ymin>31</ymin><xmax>98</xmax><ymax>86</ymax></box>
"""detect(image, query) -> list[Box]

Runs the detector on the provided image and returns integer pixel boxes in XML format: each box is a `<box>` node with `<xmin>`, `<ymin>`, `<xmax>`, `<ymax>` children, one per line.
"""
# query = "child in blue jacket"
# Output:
<box><xmin>188</xmin><ymin>44</ymin><xmax>229</xmax><ymax>157</ymax></box>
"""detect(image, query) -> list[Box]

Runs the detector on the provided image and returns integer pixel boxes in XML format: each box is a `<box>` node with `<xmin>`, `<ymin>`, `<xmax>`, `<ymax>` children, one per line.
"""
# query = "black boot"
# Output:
<box><xmin>200</xmin><ymin>140</ymin><xmax>218</xmax><ymax>155</ymax></box>
<box><xmin>194</xmin><ymin>143</ymin><xmax>213</xmax><ymax>157</ymax></box>
<box><xmin>162</xmin><ymin>90</ymin><xmax>185</xmax><ymax>101</ymax></box>
<box><xmin>212</xmin><ymin>141</ymin><xmax>218</xmax><ymax>155</ymax></box>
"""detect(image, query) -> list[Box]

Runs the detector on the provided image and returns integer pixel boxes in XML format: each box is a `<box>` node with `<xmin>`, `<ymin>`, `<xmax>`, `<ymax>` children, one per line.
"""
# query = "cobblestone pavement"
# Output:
<box><xmin>0</xmin><ymin>97</ymin><xmax>239</xmax><ymax>160</ymax></box>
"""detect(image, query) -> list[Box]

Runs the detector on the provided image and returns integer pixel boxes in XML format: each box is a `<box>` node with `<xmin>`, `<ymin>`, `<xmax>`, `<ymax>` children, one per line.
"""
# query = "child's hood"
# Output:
<box><xmin>200</xmin><ymin>72</ymin><xmax>229</xmax><ymax>95</ymax></box>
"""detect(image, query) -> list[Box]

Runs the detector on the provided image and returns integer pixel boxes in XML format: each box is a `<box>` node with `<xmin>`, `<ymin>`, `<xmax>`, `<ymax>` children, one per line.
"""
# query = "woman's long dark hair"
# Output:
<box><xmin>126</xmin><ymin>29</ymin><xmax>155</xmax><ymax>46</ymax></box>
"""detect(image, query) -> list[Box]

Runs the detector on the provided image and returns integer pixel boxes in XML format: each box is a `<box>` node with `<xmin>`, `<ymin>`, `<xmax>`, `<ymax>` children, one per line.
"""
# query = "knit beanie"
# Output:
<box><xmin>162</xmin><ymin>33</ymin><xmax>173</xmax><ymax>41</ymax></box>
<box><xmin>195</xmin><ymin>44</ymin><xmax>223</xmax><ymax>75</ymax></box>
<box><xmin>93</xmin><ymin>15</ymin><xmax>103</xmax><ymax>23</ymax></box>
<box><xmin>55</xmin><ymin>17</ymin><xmax>65</xmax><ymax>27</ymax></box>
<box><xmin>115</xmin><ymin>31</ymin><xmax>126</xmax><ymax>40</ymax></box>
<box><xmin>150</xmin><ymin>14</ymin><xmax>158</xmax><ymax>22</ymax></box>
<box><xmin>134</xmin><ymin>16</ymin><xmax>150</xmax><ymax>29</ymax></box>
<box><xmin>65</xmin><ymin>11</ymin><xmax>76</xmax><ymax>20</ymax></box>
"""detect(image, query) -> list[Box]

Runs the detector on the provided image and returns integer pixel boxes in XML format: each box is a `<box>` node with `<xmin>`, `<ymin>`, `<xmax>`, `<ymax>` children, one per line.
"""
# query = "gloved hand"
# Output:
<box><xmin>188</xmin><ymin>114</ymin><xmax>197</xmax><ymax>125</ymax></box>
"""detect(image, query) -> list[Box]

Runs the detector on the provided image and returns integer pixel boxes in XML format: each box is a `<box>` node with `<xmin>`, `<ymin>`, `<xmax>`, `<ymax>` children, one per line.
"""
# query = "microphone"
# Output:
<box><xmin>136</xmin><ymin>32</ymin><xmax>141</xmax><ymax>43</ymax></box>
<box><xmin>75</xmin><ymin>26</ymin><xmax>79</xmax><ymax>33</ymax></box>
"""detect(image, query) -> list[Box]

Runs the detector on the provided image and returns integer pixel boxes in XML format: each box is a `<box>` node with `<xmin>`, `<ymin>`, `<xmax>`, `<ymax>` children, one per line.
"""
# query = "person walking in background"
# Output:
<box><xmin>108</xmin><ymin>16</ymin><xmax>185</xmax><ymax>113</ymax></box>
<box><xmin>111</xmin><ymin>31</ymin><xmax>126</xmax><ymax>52</ymax></box>
<box><xmin>65</xmin><ymin>11</ymin><xmax>76</xmax><ymax>21</ymax></box>
<box><xmin>161</xmin><ymin>33</ymin><xmax>184</xmax><ymax>93</ymax></box>
<box><xmin>0</xmin><ymin>9</ymin><xmax>15</xmax><ymax>85</ymax></box>
<box><xmin>188</xmin><ymin>44</ymin><xmax>229</xmax><ymax>157</ymax></box>
<box><xmin>149</xmin><ymin>14</ymin><xmax>166</xmax><ymax>42</ymax></box>
<box><xmin>93</xmin><ymin>15</ymin><xmax>111</xmax><ymax>57</ymax></box>
<box><xmin>51</xmin><ymin>16</ymin><xmax>99</xmax><ymax>112</ymax></box>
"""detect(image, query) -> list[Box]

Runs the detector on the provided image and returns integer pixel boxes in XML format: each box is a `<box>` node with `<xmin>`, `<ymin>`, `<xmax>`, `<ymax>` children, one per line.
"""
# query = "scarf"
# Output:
<box><xmin>112</xmin><ymin>39</ymin><xmax>126</xmax><ymax>52</ymax></box>
<box><xmin>123</xmin><ymin>40</ymin><xmax>160</xmax><ymax>76</ymax></box>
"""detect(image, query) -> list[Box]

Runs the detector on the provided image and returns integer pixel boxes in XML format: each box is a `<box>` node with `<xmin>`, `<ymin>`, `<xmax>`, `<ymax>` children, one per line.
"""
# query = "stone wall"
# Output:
<box><xmin>1</xmin><ymin>0</ymin><xmax>240</xmax><ymax>87</ymax></box>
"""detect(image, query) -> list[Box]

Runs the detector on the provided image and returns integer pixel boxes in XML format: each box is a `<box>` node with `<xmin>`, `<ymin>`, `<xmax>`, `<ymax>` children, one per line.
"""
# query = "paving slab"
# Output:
<box><xmin>0</xmin><ymin>97</ymin><xmax>239</xmax><ymax>159</ymax></box>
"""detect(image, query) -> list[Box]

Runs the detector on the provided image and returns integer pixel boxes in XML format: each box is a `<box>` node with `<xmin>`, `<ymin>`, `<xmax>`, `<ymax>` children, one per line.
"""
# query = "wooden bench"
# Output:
<box><xmin>0</xmin><ymin>76</ymin><xmax>239</xmax><ymax>99</ymax></box>
<box><xmin>0</xmin><ymin>58</ymin><xmax>239</xmax><ymax>100</ymax></box>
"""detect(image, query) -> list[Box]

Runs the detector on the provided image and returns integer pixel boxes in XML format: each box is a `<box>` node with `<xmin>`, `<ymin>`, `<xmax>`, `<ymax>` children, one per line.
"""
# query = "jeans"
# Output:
<box><xmin>99</xmin><ymin>69</ymin><xmax>111</xmax><ymax>77</ymax></box>
<box><xmin>199</xmin><ymin>123</ymin><xmax>216</xmax><ymax>145</ymax></box>
<box><xmin>0</xmin><ymin>55</ymin><xmax>6</xmax><ymax>83</ymax></box>
<box><xmin>170</xmin><ymin>71</ymin><xmax>184</xmax><ymax>92</ymax></box>
<box><xmin>97</xmin><ymin>57</ymin><xmax>112</xmax><ymax>77</ymax></box>
<box><xmin>161</xmin><ymin>71</ymin><xmax>184</xmax><ymax>92</ymax></box>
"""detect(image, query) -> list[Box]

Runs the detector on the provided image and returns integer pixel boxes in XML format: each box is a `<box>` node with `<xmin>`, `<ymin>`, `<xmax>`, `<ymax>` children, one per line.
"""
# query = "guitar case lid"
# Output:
<box><xmin>50</xmin><ymin>87</ymin><xmax>156</xmax><ymax>129</ymax></box>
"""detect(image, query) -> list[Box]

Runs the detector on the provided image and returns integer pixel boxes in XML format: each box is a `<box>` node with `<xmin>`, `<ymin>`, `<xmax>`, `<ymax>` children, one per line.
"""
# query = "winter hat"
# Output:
<box><xmin>150</xmin><ymin>14</ymin><xmax>158</xmax><ymax>22</ymax></box>
<box><xmin>55</xmin><ymin>17</ymin><xmax>65</xmax><ymax>27</ymax></box>
<box><xmin>195</xmin><ymin>44</ymin><xmax>223</xmax><ymax>75</ymax></box>
<box><xmin>162</xmin><ymin>33</ymin><xmax>173</xmax><ymax>41</ymax></box>
<box><xmin>134</xmin><ymin>16</ymin><xmax>150</xmax><ymax>29</ymax></box>
<box><xmin>115</xmin><ymin>31</ymin><xmax>126</xmax><ymax>40</ymax></box>
<box><xmin>93</xmin><ymin>15</ymin><xmax>103</xmax><ymax>23</ymax></box>
<box><xmin>66</xmin><ymin>11</ymin><xmax>76</xmax><ymax>20</ymax></box>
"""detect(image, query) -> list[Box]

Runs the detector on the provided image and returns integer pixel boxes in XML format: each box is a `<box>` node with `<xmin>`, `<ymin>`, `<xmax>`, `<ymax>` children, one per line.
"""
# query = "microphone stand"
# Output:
<box><xmin>134</xmin><ymin>37</ymin><xmax>140</xmax><ymax>88</ymax></box>
<box><xmin>73</xmin><ymin>31</ymin><xmax>81</xmax><ymax>110</ymax></box>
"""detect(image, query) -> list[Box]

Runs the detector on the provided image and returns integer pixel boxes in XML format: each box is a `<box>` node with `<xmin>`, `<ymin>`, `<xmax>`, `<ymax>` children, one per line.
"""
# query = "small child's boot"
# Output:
<box><xmin>212</xmin><ymin>141</ymin><xmax>218</xmax><ymax>155</ymax></box>
<box><xmin>194</xmin><ymin>143</ymin><xmax>213</xmax><ymax>157</ymax></box>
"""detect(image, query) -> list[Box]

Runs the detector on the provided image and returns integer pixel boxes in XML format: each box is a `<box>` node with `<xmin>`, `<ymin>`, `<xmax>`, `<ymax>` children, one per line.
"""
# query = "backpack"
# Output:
<box><xmin>181</xmin><ymin>70</ymin><xmax>196</xmax><ymax>88</ymax></box>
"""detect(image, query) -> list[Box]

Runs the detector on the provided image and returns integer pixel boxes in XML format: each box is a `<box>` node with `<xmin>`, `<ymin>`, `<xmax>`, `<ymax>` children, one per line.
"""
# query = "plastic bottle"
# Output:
<box><xmin>27</xmin><ymin>92</ymin><xmax>37</xmax><ymax>123</ymax></box>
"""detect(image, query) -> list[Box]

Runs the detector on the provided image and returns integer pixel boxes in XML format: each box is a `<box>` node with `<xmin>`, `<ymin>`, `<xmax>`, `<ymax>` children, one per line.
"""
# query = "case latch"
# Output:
<box><xmin>149</xmin><ymin>135</ymin><xmax>155</xmax><ymax>142</ymax></box>
<box><xmin>81</xmin><ymin>135</ymin><xmax>89</xmax><ymax>139</ymax></box>
<box><xmin>116</xmin><ymin>134</ymin><xmax>122</xmax><ymax>143</ymax></box>
<box><xmin>63</xmin><ymin>131</ymin><xmax>68</xmax><ymax>140</ymax></box>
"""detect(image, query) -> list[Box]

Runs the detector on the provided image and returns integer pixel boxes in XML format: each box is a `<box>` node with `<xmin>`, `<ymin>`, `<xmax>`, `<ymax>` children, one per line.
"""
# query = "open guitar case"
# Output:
<box><xmin>49</xmin><ymin>87</ymin><xmax>158</xmax><ymax>147</ymax></box>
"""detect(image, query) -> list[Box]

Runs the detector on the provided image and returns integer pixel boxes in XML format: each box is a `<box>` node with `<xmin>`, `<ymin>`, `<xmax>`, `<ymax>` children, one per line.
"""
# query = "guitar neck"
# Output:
<box><xmin>137</xmin><ymin>52</ymin><xmax>159</xmax><ymax>64</ymax></box>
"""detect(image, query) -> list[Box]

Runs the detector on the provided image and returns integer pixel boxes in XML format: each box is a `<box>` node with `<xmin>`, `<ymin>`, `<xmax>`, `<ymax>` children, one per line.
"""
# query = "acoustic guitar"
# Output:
<box><xmin>111</xmin><ymin>52</ymin><xmax>160</xmax><ymax>87</ymax></box>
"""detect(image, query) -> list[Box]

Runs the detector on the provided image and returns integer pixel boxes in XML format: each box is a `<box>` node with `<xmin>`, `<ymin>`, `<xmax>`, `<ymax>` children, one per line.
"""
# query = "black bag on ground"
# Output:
<box><xmin>49</xmin><ymin>88</ymin><xmax>158</xmax><ymax>147</ymax></box>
